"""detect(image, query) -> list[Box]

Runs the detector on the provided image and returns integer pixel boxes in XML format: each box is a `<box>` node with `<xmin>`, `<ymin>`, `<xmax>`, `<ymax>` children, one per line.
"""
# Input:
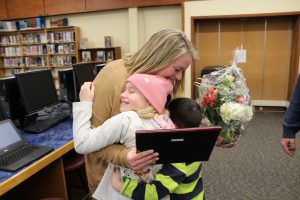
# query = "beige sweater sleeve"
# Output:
<box><xmin>90</xmin><ymin>59</ymin><xmax>130</xmax><ymax>167</ymax></box>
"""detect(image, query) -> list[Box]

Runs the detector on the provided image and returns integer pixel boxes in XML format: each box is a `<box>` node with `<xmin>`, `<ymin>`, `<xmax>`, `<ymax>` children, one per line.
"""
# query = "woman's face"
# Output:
<box><xmin>156</xmin><ymin>54</ymin><xmax>192</xmax><ymax>81</ymax></box>
<box><xmin>120</xmin><ymin>82</ymin><xmax>149</xmax><ymax>112</ymax></box>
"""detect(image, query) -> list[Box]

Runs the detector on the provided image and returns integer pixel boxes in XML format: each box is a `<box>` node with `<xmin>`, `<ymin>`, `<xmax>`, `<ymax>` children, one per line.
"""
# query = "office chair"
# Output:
<box><xmin>63</xmin><ymin>150</ymin><xmax>89</xmax><ymax>199</ymax></box>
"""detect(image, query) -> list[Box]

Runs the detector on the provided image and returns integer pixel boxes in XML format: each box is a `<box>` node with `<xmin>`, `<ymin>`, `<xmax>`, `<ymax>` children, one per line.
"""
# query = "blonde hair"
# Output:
<box><xmin>136</xmin><ymin>106</ymin><xmax>167</xmax><ymax>119</ymax></box>
<box><xmin>123</xmin><ymin>29</ymin><xmax>197</xmax><ymax>96</ymax></box>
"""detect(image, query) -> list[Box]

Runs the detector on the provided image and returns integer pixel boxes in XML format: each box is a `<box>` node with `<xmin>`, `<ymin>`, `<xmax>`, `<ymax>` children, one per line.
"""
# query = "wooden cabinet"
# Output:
<box><xmin>0</xmin><ymin>26</ymin><xmax>80</xmax><ymax>88</ymax></box>
<box><xmin>86</xmin><ymin>0</ymin><xmax>131</xmax><ymax>11</ymax></box>
<box><xmin>78</xmin><ymin>47</ymin><xmax>121</xmax><ymax>64</ymax></box>
<box><xmin>6</xmin><ymin>0</ymin><xmax>44</xmax><ymax>19</ymax></box>
<box><xmin>132</xmin><ymin>0</ymin><xmax>181</xmax><ymax>7</ymax></box>
<box><xmin>0</xmin><ymin>0</ymin><xmax>8</xmax><ymax>20</ymax></box>
<box><xmin>44</xmin><ymin>0</ymin><xmax>85</xmax><ymax>15</ymax></box>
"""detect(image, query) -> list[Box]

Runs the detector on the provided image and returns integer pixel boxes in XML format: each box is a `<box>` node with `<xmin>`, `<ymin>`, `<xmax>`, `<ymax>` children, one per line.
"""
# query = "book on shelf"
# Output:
<box><xmin>106</xmin><ymin>50</ymin><xmax>114</xmax><ymax>62</ymax></box>
<box><xmin>80</xmin><ymin>38</ymin><xmax>88</xmax><ymax>49</ymax></box>
<box><xmin>104</xmin><ymin>36</ymin><xmax>112</xmax><ymax>48</ymax></box>
<box><xmin>82</xmin><ymin>51</ymin><xmax>91</xmax><ymax>62</ymax></box>
<box><xmin>96</xmin><ymin>50</ymin><xmax>106</xmax><ymax>62</ymax></box>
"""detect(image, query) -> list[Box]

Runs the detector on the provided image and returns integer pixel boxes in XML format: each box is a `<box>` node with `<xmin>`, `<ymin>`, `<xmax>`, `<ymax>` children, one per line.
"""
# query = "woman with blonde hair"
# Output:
<box><xmin>86</xmin><ymin>29</ymin><xmax>197</xmax><ymax>196</ymax></box>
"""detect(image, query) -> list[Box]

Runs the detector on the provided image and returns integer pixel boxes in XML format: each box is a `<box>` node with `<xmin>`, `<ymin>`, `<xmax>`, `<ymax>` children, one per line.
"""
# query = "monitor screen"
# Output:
<box><xmin>73</xmin><ymin>62</ymin><xmax>96</xmax><ymax>87</ymax></box>
<box><xmin>16</xmin><ymin>69</ymin><xmax>59</xmax><ymax>115</ymax></box>
<box><xmin>58</xmin><ymin>68</ymin><xmax>76</xmax><ymax>102</ymax></box>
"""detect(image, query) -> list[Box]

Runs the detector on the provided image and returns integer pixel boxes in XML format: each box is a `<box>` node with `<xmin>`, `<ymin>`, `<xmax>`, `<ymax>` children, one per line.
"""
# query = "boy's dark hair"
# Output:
<box><xmin>167</xmin><ymin>98</ymin><xmax>202</xmax><ymax>128</ymax></box>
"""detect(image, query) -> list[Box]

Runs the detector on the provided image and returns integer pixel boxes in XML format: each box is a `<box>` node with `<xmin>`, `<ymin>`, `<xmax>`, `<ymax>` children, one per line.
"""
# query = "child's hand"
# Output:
<box><xmin>79</xmin><ymin>82</ymin><xmax>95</xmax><ymax>102</ymax></box>
<box><xmin>111</xmin><ymin>166</ymin><xmax>123</xmax><ymax>191</ymax></box>
<box><xmin>127</xmin><ymin>147</ymin><xmax>159</xmax><ymax>170</ymax></box>
<box><xmin>215</xmin><ymin>136</ymin><xmax>238</xmax><ymax>148</ymax></box>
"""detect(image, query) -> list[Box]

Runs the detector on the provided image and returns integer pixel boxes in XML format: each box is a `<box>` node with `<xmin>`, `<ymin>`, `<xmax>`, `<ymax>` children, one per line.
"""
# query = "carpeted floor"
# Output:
<box><xmin>202</xmin><ymin>111</ymin><xmax>300</xmax><ymax>200</ymax></box>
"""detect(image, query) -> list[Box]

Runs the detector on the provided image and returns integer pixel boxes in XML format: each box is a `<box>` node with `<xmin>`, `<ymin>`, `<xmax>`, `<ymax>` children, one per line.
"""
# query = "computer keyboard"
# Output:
<box><xmin>24</xmin><ymin>112</ymin><xmax>70</xmax><ymax>133</ymax></box>
<box><xmin>0</xmin><ymin>145</ymin><xmax>36</xmax><ymax>167</ymax></box>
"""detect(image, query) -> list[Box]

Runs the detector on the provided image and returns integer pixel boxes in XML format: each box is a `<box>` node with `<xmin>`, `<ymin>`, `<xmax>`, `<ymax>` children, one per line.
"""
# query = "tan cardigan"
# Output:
<box><xmin>86</xmin><ymin>59</ymin><xmax>131</xmax><ymax>195</ymax></box>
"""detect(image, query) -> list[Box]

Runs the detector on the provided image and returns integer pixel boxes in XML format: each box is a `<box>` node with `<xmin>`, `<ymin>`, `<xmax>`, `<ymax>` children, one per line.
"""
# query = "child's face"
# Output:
<box><xmin>120</xmin><ymin>82</ymin><xmax>149</xmax><ymax>112</ymax></box>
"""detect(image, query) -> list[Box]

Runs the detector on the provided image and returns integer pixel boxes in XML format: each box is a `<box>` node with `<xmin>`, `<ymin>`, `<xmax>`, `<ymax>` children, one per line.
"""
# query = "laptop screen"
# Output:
<box><xmin>0</xmin><ymin>120</ymin><xmax>24</xmax><ymax>154</ymax></box>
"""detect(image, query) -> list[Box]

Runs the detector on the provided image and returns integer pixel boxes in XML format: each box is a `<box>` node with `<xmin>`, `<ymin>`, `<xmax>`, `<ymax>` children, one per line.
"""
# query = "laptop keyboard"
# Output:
<box><xmin>0</xmin><ymin>145</ymin><xmax>37</xmax><ymax>167</ymax></box>
<box><xmin>24</xmin><ymin>112</ymin><xmax>70</xmax><ymax>133</ymax></box>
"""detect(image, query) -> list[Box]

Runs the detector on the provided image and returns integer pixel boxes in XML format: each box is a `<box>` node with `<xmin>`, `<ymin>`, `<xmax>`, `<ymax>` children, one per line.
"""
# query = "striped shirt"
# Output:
<box><xmin>120</xmin><ymin>162</ymin><xmax>204</xmax><ymax>200</ymax></box>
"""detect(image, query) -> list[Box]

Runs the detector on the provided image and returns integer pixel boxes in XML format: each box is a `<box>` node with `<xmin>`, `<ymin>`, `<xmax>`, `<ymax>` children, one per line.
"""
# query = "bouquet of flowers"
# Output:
<box><xmin>195</xmin><ymin>64</ymin><xmax>254</xmax><ymax>143</ymax></box>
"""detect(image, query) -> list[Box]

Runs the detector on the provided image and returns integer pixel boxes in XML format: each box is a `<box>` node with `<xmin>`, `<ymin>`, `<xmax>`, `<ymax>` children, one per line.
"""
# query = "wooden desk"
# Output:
<box><xmin>0</xmin><ymin>119</ymin><xmax>73</xmax><ymax>199</ymax></box>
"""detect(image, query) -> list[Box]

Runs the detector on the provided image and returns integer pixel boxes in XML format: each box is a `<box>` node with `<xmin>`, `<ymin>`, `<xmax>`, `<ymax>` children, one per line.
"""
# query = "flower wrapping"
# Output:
<box><xmin>195</xmin><ymin>64</ymin><xmax>254</xmax><ymax>143</ymax></box>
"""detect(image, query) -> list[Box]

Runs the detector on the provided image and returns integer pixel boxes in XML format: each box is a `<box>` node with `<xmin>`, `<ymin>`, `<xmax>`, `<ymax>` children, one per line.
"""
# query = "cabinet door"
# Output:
<box><xmin>132</xmin><ymin>0</ymin><xmax>181</xmax><ymax>7</ymax></box>
<box><xmin>0</xmin><ymin>0</ymin><xmax>8</xmax><ymax>20</ymax></box>
<box><xmin>44</xmin><ymin>0</ymin><xmax>85</xmax><ymax>15</ymax></box>
<box><xmin>86</xmin><ymin>0</ymin><xmax>131</xmax><ymax>11</ymax></box>
<box><xmin>7</xmin><ymin>0</ymin><xmax>44</xmax><ymax>19</ymax></box>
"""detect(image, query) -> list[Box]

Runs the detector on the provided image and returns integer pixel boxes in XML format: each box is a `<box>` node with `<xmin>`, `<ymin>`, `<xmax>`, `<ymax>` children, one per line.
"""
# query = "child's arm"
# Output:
<box><xmin>73</xmin><ymin>83</ymin><xmax>137</xmax><ymax>154</ymax></box>
<box><xmin>111</xmin><ymin>162</ymin><xmax>203</xmax><ymax>199</ymax></box>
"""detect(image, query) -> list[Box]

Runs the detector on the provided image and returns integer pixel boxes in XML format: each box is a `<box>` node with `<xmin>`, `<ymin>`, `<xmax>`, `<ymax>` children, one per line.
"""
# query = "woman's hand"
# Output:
<box><xmin>79</xmin><ymin>82</ymin><xmax>95</xmax><ymax>102</ymax></box>
<box><xmin>215</xmin><ymin>136</ymin><xmax>238</xmax><ymax>148</ymax></box>
<box><xmin>127</xmin><ymin>148</ymin><xmax>159</xmax><ymax>170</ymax></box>
<box><xmin>111</xmin><ymin>166</ymin><xmax>123</xmax><ymax>191</ymax></box>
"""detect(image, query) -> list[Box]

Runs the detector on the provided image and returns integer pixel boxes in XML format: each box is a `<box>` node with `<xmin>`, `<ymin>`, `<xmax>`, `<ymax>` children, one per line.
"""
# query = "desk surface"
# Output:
<box><xmin>0</xmin><ymin>118</ymin><xmax>73</xmax><ymax>195</ymax></box>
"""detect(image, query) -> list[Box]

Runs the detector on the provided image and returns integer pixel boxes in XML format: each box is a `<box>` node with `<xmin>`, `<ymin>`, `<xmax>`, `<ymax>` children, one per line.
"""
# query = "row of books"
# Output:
<box><xmin>4</xmin><ymin>68</ymin><xmax>22</xmax><ymax>77</ymax></box>
<box><xmin>2</xmin><ymin>55</ymin><xmax>76</xmax><ymax>67</ymax></box>
<box><xmin>47</xmin><ymin>31</ymin><xmax>75</xmax><ymax>43</ymax></box>
<box><xmin>22</xmin><ymin>45</ymin><xmax>47</xmax><ymax>55</ymax></box>
<box><xmin>1</xmin><ymin>44</ymin><xmax>77</xmax><ymax>57</ymax></box>
<box><xmin>49</xmin><ymin>55</ymin><xmax>76</xmax><ymax>67</ymax></box>
<box><xmin>48</xmin><ymin>43</ymin><xmax>76</xmax><ymax>54</ymax></box>
<box><xmin>20</xmin><ymin>33</ymin><xmax>47</xmax><ymax>44</ymax></box>
<box><xmin>0</xmin><ymin>47</ymin><xmax>21</xmax><ymax>56</ymax></box>
<box><xmin>0</xmin><ymin>17</ymin><xmax>46</xmax><ymax>31</ymax></box>
<box><xmin>23</xmin><ymin>57</ymin><xmax>47</xmax><ymax>67</ymax></box>
<box><xmin>0</xmin><ymin>35</ymin><xmax>19</xmax><ymax>45</ymax></box>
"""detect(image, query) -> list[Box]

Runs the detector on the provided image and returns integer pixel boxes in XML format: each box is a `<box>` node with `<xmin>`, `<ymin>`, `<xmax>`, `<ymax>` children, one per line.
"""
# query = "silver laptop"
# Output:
<box><xmin>0</xmin><ymin>119</ymin><xmax>53</xmax><ymax>172</ymax></box>
<box><xmin>136</xmin><ymin>126</ymin><xmax>221</xmax><ymax>164</ymax></box>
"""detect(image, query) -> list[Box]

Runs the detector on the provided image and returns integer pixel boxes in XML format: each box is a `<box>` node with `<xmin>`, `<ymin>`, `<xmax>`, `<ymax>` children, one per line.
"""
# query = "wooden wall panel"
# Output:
<box><xmin>0</xmin><ymin>0</ymin><xmax>8</xmax><ymax>20</ymax></box>
<box><xmin>86</xmin><ymin>0</ymin><xmax>131</xmax><ymax>11</ymax></box>
<box><xmin>241</xmin><ymin>19</ymin><xmax>265</xmax><ymax>100</ymax></box>
<box><xmin>263</xmin><ymin>17</ymin><xmax>292</xmax><ymax>100</ymax></box>
<box><xmin>132</xmin><ymin>0</ymin><xmax>181</xmax><ymax>7</ymax></box>
<box><xmin>193</xmin><ymin>16</ymin><xmax>293</xmax><ymax>101</ymax></box>
<box><xmin>44</xmin><ymin>0</ymin><xmax>85</xmax><ymax>15</ymax></box>
<box><xmin>6</xmin><ymin>0</ymin><xmax>44</xmax><ymax>19</ymax></box>
<box><xmin>194</xmin><ymin>20</ymin><xmax>219</xmax><ymax>98</ymax></box>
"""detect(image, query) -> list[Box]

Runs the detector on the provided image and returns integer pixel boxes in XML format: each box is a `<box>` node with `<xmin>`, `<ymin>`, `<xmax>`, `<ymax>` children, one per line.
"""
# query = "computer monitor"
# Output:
<box><xmin>95</xmin><ymin>63</ymin><xmax>106</xmax><ymax>75</ymax></box>
<box><xmin>73</xmin><ymin>62</ymin><xmax>96</xmax><ymax>87</ymax></box>
<box><xmin>0</xmin><ymin>76</ymin><xmax>25</xmax><ymax>126</ymax></box>
<box><xmin>15</xmin><ymin>69</ymin><xmax>60</xmax><ymax>116</ymax></box>
<box><xmin>58</xmin><ymin>68</ymin><xmax>77</xmax><ymax>103</ymax></box>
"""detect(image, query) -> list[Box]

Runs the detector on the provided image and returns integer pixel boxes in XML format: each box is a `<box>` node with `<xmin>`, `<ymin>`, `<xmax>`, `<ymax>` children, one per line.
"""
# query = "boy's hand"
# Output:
<box><xmin>111</xmin><ymin>166</ymin><xmax>123</xmax><ymax>191</ymax></box>
<box><xmin>127</xmin><ymin>148</ymin><xmax>159</xmax><ymax>170</ymax></box>
<box><xmin>79</xmin><ymin>82</ymin><xmax>95</xmax><ymax>102</ymax></box>
<box><xmin>215</xmin><ymin>136</ymin><xmax>238</xmax><ymax>148</ymax></box>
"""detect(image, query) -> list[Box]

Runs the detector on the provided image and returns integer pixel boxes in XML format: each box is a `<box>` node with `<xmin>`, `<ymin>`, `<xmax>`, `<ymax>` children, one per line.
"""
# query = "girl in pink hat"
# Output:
<box><xmin>73</xmin><ymin>74</ymin><xmax>174</xmax><ymax>200</ymax></box>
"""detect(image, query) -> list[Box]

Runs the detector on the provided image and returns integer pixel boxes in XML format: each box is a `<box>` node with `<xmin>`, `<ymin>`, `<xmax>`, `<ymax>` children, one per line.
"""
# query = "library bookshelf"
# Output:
<box><xmin>0</xmin><ymin>26</ymin><xmax>80</xmax><ymax>89</ymax></box>
<box><xmin>78</xmin><ymin>47</ymin><xmax>121</xmax><ymax>64</ymax></box>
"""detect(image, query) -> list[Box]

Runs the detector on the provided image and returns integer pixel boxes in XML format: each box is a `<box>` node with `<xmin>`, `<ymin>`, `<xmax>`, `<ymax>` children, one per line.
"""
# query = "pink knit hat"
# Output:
<box><xmin>127</xmin><ymin>74</ymin><xmax>173</xmax><ymax>113</ymax></box>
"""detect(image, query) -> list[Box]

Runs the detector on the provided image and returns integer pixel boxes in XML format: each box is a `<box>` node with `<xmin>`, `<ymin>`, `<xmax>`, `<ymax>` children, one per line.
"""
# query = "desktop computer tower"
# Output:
<box><xmin>58</xmin><ymin>68</ymin><xmax>78</xmax><ymax>103</ymax></box>
<box><xmin>0</xmin><ymin>77</ymin><xmax>25</xmax><ymax>126</ymax></box>
<box><xmin>94</xmin><ymin>63</ymin><xmax>106</xmax><ymax>76</ymax></box>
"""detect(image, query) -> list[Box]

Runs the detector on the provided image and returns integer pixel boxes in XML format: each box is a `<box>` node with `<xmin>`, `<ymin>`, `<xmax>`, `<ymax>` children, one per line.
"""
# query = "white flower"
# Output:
<box><xmin>220</xmin><ymin>102</ymin><xmax>253</xmax><ymax>123</ymax></box>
